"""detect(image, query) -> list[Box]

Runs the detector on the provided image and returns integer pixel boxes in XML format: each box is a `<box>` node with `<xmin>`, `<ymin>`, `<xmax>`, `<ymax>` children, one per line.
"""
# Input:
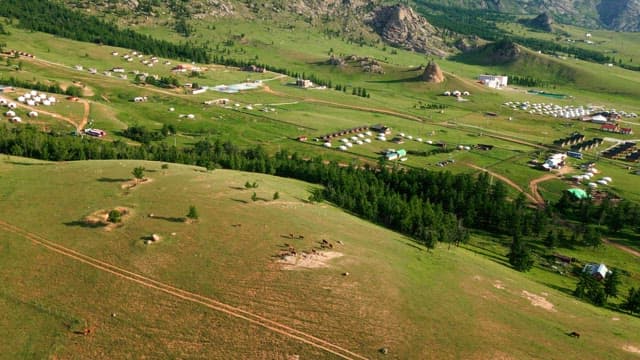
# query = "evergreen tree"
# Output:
<box><xmin>508</xmin><ymin>233</ymin><xmax>534</xmax><ymax>272</ymax></box>
<box><xmin>544</xmin><ymin>230</ymin><xmax>557</xmax><ymax>249</ymax></box>
<box><xmin>251</xmin><ymin>192</ymin><xmax>258</xmax><ymax>202</ymax></box>
<box><xmin>557</xmin><ymin>230</ymin><xmax>568</xmax><ymax>248</ymax></box>
<box><xmin>132</xmin><ymin>166</ymin><xmax>145</xmax><ymax>182</ymax></box>
<box><xmin>273</xmin><ymin>191</ymin><xmax>279</xmax><ymax>200</ymax></box>
<box><xmin>424</xmin><ymin>229</ymin><xmax>437</xmax><ymax>251</ymax></box>
<box><xmin>107</xmin><ymin>209</ymin><xmax>122</xmax><ymax>223</ymax></box>
<box><xmin>583</xmin><ymin>226</ymin><xmax>602</xmax><ymax>249</ymax></box>
<box><xmin>186</xmin><ymin>205</ymin><xmax>199</xmax><ymax>220</ymax></box>
<box><xmin>604</xmin><ymin>269</ymin><xmax>621</xmax><ymax>300</ymax></box>
<box><xmin>622</xmin><ymin>287</ymin><xmax>640</xmax><ymax>315</ymax></box>
<box><xmin>605</xmin><ymin>206</ymin><xmax>625</xmax><ymax>233</ymax></box>
<box><xmin>574</xmin><ymin>273</ymin><xmax>606</xmax><ymax>306</ymax></box>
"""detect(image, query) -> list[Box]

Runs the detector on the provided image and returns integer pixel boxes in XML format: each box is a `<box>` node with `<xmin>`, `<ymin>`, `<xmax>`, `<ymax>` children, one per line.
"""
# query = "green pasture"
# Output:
<box><xmin>0</xmin><ymin>158</ymin><xmax>639</xmax><ymax>359</ymax></box>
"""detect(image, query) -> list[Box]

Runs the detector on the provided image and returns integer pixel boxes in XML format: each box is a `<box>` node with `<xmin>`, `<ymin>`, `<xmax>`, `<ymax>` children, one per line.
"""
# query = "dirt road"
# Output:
<box><xmin>464</xmin><ymin>163</ymin><xmax>538</xmax><ymax>204</ymax></box>
<box><xmin>262</xmin><ymin>85</ymin><xmax>424</xmax><ymax>122</ymax></box>
<box><xmin>528</xmin><ymin>166</ymin><xmax>573</xmax><ymax>205</ymax></box>
<box><xmin>78</xmin><ymin>99</ymin><xmax>90</xmax><ymax>130</ymax></box>
<box><xmin>0</xmin><ymin>219</ymin><xmax>367</xmax><ymax>360</ymax></box>
<box><xmin>603</xmin><ymin>238</ymin><xmax>640</xmax><ymax>258</ymax></box>
<box><xmin>15</xmin><ymin>101</ymin><xmax>79</xmax><ymax>129</ymax></box>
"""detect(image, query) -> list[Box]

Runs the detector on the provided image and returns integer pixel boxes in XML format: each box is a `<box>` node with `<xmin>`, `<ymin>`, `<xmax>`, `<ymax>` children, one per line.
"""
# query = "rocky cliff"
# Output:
<box><xmin>366</xmin><ymin>4</ymin><xmax>449</xmax><ymax>56</ymax></box>
<box><xmin>520</xmin><ymin>12</ymin><xmax>554</xmax><ymax>32</ymax></box>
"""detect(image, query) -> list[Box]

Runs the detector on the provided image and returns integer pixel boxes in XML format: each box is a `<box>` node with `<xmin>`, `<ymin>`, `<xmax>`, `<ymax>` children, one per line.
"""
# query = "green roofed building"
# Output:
<box><xmin>567</xmin><ymin>188</ymin><xmax>589</xmax><ymax>200</ymax></box>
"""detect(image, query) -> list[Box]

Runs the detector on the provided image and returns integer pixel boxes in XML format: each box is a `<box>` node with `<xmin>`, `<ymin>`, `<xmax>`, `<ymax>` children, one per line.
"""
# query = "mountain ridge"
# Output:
<box><xmin>416</xmin><ymin>0</ymin><xmax>640</xmax><ymax>31</ymax></box>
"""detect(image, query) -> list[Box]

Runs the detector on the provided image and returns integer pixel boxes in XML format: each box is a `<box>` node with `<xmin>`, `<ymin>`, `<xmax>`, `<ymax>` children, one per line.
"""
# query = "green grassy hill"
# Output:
<box><xmin>1</xmin><ymin>157</ymin><xmax>639</xmax><ymax>359</ymax></box>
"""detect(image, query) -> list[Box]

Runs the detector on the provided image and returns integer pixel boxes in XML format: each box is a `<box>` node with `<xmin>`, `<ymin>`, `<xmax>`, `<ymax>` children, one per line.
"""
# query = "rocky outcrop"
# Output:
<box><xmin>485</xmin><ymin>40</ymin><xmax>521</xmax><ymax>64</ymax></box>
<box><xmin>328</xmin><ymin>55</ymin><xmax>385</xmax><ymax>74</ymax></box>
<box><xmin>421</xmin><ymin>61</ymin><xmax>445</xmax><ymax>83</ymax></box>
<box><xmin>366</xmin><ymin>4</ymin><xmax>449</xmax><ymax>56</ymax></box>
<box><xmin>521</xmin><ymin>12</ymin><xmax>554</xmax><ymax>32</ymax></box>
<box><xmin>454</xmin><ymin>36</ymin><xmax>485</xmax><ymax>53</ymax></box>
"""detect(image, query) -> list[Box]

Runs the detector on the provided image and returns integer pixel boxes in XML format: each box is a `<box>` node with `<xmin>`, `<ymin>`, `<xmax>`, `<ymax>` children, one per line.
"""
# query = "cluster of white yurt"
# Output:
<box><xmin>332</xmin><ymin>132</ymin><xmax>375</xmax><ymax>151</ymax></box>
<box><xmin>16</xmin><ymin>91</ymin><xmax>56</xmax><ymax>107</ymax></box>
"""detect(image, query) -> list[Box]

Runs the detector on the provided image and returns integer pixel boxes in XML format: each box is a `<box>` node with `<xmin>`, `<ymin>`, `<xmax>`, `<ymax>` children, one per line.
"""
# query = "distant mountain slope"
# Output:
<box><xmin>451</xmin><ymin>40</ymin><xmax>578</xmax><ymax>84</ymax></box>
<box><xmin>58</xmin><ymin>0</ymin><xmax>452</xmax><ymax>55</ymax></box>
<box><xmin>597</xmin><ymin>0</ymin><xmax>640</xmax><ymax>31</ymax></box>
<box><xmin>416</xmin><ymin>0</ymin><xmax>640</xmax><ymax>31</ymax></box>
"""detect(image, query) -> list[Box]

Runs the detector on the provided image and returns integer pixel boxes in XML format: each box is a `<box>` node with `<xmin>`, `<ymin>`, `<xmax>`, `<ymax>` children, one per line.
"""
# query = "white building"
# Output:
<box><xmin>542</xmin><ymin>153</ymin><xmax>566</xmax><ymax>170</ymax></box>
<box><xmin>296</xmin><ymin>78</ymin><xmax>313</xmax><ymax>88</ymax></box>
<box><xmin>583</xmin><ymin>263</ymin><xmax>610</xmax><ymax>280</ymax></box>
<box><xmin>478</xmin><ymin>75</ymin><xmax>508</xmax><ymax>89</ymax></box>
<box><xmin>590</xmin><ymin>114</ymin><xmax>608</xmax><ymax>124</ymax></box>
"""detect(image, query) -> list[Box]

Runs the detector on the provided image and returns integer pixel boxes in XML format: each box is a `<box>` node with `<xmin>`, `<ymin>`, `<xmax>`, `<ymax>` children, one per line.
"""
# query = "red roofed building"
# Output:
<box><xmin>601</xmin><ymin>123</ymin><xmax>619</xmax><ymax>132</ymax></box>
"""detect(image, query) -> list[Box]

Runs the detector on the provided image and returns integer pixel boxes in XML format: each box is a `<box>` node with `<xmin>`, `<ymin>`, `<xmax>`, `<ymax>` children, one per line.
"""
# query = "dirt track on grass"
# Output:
<box><xmin>0</xmin><ymin>219</ymin><xmax>368</xmax><ymax>360</ymax></box>
<box><xmin>603</xmin><ymin>238</ymin><xmax>640</xmax><ymax>258</ymax></box>
<box><xmin>528</xmin><ymin>166</ymin><xmax>573</xmax><ymax>205</ymax></box>
<box><xmin>464</xmin><ymin>163</ymin><xmax>538</xmax><ymax>204</ymax></box>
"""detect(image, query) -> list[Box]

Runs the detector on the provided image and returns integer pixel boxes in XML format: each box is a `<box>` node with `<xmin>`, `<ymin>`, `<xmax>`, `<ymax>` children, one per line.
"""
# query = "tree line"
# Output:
<box><xmin>508</xmin><ymin>75</ymin><xmax>550</xmax><ymax>88</ymax></box>
<box><xmin>0</xmin><ymin>0</ymin><xmax>210</xmax><ymax>63</ymax></box>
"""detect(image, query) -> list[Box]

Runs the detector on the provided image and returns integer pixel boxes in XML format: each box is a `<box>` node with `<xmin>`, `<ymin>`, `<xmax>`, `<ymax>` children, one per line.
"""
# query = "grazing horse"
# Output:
<box><xmin>568</xmin><ymin>331</ymin><xmax>580</xmax><ymax>338</ymax></box>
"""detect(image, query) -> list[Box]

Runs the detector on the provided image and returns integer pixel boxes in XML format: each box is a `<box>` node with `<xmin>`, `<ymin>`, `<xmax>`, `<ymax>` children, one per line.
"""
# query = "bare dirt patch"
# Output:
<box><xmin>493</xmin><ymin>280</ymin><xmax>505</xmax><ymax>290</ymax></box>
<box><xmin>83</xmin><ymin>207</ymin><xmax>132</xmax><ymax>231</ymax></box>
<box><xmin>121</xmin><ymin>177</ymin><xmax>153</xmax><ymax>190</ymax></box>
<box><xmin>521</xmin><ymin>290</ymin><xmax>556</xmax><ymax>312</ymax></box>
<box><xmin>623</xmin><ymin>345</ymin><xmax>640</xmax><ymax>355</ymax></box>
<box><xmin>278</xmin><ymin>251</ymin><xmax>343</xmax><ymax>270</ymax></box>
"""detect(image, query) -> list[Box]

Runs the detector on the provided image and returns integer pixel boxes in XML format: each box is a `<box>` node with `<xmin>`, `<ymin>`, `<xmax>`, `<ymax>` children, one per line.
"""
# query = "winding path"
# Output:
<box><xmin>603</xmin><ymin>238</ymin><xmax>640</xmax><ymax>258</ymax></box>
<box><xmin>464</xmin><ymin>162</ymin><xmax>538</xmax><ymax>204</ymax></box>
<box><xmin>527</xmin><ymin>166</ymin><xmax>573</xmax><ymax>205</ymax></box>
<box><xmin>0</xmin><ymin>219</ymin><xmax>368</xmax><ymax>360</ymax></box>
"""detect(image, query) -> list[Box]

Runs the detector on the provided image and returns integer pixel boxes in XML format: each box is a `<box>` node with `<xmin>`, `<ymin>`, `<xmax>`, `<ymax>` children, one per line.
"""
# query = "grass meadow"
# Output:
<box><xmin>0</xmin><ymin>157</ymin><xmax>639</xmax><ymax>359</ymax></box>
